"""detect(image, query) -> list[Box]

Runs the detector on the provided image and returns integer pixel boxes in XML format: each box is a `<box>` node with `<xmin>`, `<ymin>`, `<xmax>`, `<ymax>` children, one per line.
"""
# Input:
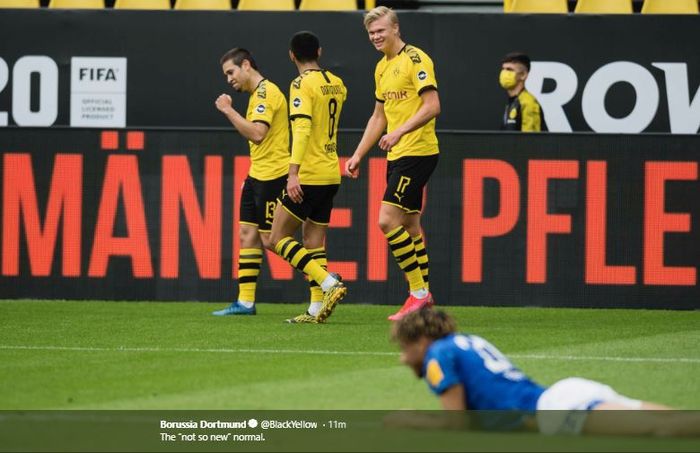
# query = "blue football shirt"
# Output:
<box><xmin>422</xmin><ymin>333</ymin><xmax>545</xmax><ymax>411</ymax></box>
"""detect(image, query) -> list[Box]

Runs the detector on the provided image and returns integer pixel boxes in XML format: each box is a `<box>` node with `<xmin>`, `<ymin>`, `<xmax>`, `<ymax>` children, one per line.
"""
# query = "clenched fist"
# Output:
<box><xmin>215</xmin><ymin>94</ymin><xmax>233</xmax><ymax>113</ymax></box>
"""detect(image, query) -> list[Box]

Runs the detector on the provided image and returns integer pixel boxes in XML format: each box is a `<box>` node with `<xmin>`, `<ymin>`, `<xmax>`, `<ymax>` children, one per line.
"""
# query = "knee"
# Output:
<box><xmin>378</xmin><ymin>217</ymin><xmax>400</xmax><ymax>234</ymax></box>
<box><xmin>302</xmin><ymin>233</ymin><xmax>323</xmax><ymax>250</ymax></box>
<box><xmin>404</xmin><ymin>223</ymin><xmax>421</xmax><ymax>238</ymax></box>
<box><xmin>239</xmin><ymin>226</ymin><xmax>260</xmax><ymax>247</ymax></box>
<box><xmin>401</xmin><ymin>213</ymin><xmax>422</xmax><ymax>235</ymax></box>
<box><xmin>238</xmin><ymin>225</ymin><xmax>252</xmax><ymax>241</ymax></box>
<box><xmin>302</xmin><ymin>230</ymin><xmax>313</xmax><ymax>246</ymax></box>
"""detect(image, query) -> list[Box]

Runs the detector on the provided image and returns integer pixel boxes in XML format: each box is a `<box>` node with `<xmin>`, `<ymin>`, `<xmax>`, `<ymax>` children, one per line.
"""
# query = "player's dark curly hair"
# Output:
<box><xmin>219</xmin><ymin>48</ymin><xmax>258</xmax><ymax>70</ymax></box>
<box><xmin>392</xmin><ymin>308</ymin><xmax>457</xmax><ymax>344</ymax></box>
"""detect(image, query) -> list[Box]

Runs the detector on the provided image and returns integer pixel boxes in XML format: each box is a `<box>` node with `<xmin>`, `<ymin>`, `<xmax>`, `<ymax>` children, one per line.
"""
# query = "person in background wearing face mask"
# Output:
<box><xmin>500</xmin><ymin>52</ymin><xmax>544</xmax><ymax>132</ymax></box>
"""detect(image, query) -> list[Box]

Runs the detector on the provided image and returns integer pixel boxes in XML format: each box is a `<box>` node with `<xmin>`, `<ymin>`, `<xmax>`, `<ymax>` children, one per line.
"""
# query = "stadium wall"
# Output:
<box><xmin>0</xmin><ymin>10</ymin><xmax>699</xmax><ymax>133</ymax></box>
<box><xmin>0</xmin><ymin>128</ymin><xmax>698</xmax><ymax>309</ymax></box>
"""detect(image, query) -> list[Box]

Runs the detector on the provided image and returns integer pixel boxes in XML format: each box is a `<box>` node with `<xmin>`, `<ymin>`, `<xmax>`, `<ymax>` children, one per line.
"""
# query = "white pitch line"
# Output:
<box><xmin>0</xmin><ymin>344</ymin><xmax>396</xmax><ymax>356</ymax></box>
<box><xmin>509</xmin><ymin>354</ymin><xmax>700</xmax><ymax>364</ymax></box>
<box><xmin>1</xmin><ymin>344</ymin><xmax>699</xmax><ymax>364</ymax></box>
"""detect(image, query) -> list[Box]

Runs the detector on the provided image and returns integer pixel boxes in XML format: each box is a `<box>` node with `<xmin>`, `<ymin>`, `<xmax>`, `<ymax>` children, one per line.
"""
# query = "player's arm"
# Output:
<box><xmin>383</xmin><ymin>385</ymin><xmax>468</xmax><ymax>430</ymax></box>
<box><xmin>215</xmin><ymin>94</ymin><xmax>269</xmax><ymax>145</ymax></box>
<box><xmin>378</xmin><ymin>89</ymin><xmax>440</xmax><ymax>151</ymax></box>
<box><xmin>439</xmin><ymin>384</ymin><xmax>467</xmax><ymax>410</ymax></box>
<box><xmin>345</xmin><ymin>101</ymin><xmax>387</xmax><ymax>178</ymax></box>
<box><xmin>286</xmin><ymin>116</ymin><xmax>311</xmax><ymax>203</ymax></box>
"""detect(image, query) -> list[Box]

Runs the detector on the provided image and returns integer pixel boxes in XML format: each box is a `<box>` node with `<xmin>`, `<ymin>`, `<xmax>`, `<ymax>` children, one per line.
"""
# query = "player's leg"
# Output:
<box><xmin>237</xmin><ymin>224</ymin><xmax>264</xmax><ymax>305</ymax></box>
<box><xmin>303</xmin><ymin>222</ymin><xmax>327</xmax><ymax>312</ymax></box>
<box><xmin>381</xmin><ymin>158</ymin><xmax>432</xmax><ymax>320</ymax></box>
<box><xmin>258</xmin><ymin>232</ymin><xmax>273</xmax><ymax>251</ymax></box>
<box><xmin>303</xmin><ymin>220</ymin><xmax>328</xmax><ymax>318</ymax></box>
<box><xmin>302</xmin><ymin>221</ymin><xmax>345</xmax><ymax>321</ymax></box>
<box><xmin>379</xmin><ymin>203</ymin><xmax>426</xmax><ymax>296</ymax></box>
<box><xmin>213</xmin><ymin>224</ymin><xmax>263</xmax><ymax>316</ymax></box>
<box><xmin>535</xmin><ymin>377</ymin><xmax>697</xmax><ymax>437</ymax></box>
<box><xmin>228</xmin><ymin>174</ymin><xmax>285</xmax><ymax>312</ymax></box>
<box><xmin>380</xmin><ymin>202</ymin><xmax>431</xmax><ymax>320</ymax></box>
<box><xmin>213</xmin><ymin>178</ymin><xmax>261</xmax><ymax>316</ymax></box>
<box><xmin>300</xmin><ymin>184</ymin><xmax>346</xmax><ymax>322</ymax></box>
<box><xmin>256</xmin><ymin>175</ymin><xmax>287</xmax><ymax>248</ymax></box>
<box><xmin>268</xmin><ymin>194</ymin><xmax>340</xmax><ymax>288</ymax></box>
<box><xmin>267</xmin><ymin>207</ymin><xmax>310</xmax><ymax>322</ymax></box>
<box><xmin>399</xmin><ymin>155</ymin><xmax>438</xmax><ymax>296</ymax></box>
<box><xmin>584</xmin><ymin>402</ymin><xmax>700</xmax><ymax>437</ymax></box>
<box><xmin>268</xmin><ymin>206</ymin><xmax>315</xmax><ymax>323</ymax></box>
<box><xmin>403</xmin><ymin>213</ymin><xmax>429</xmax><ymax>292</ymax></box>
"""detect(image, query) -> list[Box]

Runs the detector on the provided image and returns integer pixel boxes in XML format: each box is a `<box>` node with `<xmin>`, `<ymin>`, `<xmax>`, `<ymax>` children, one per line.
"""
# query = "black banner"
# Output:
<box><xmin>2</xmin><ymin>410</ymin><xmax>699</xmax><ymax>452</ymax></box>
<box><xmin>0</xmin><ymin>128</ymin><xmax>698</xmax><ymax>308</ymax></box>
<box><xmin>0</xmin><ymin>10</ymin><xmax>699</xmax><ymax>132</ymax></box>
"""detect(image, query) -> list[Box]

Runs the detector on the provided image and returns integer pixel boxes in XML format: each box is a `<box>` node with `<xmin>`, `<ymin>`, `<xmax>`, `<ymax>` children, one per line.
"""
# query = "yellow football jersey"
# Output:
<box><xmin>374</xmin><ymin>45</ymin><xmax>439</xmax><ymax>161</ymax></box>
<box><xmin>246</xmin><ymin>79</ymin><xmax>290</xmax><ymax>181</ymax></box>
<box><xmin>289</xmin><ymin>69</ymin><xmax>347</xmax><ymax>185</ymax></box>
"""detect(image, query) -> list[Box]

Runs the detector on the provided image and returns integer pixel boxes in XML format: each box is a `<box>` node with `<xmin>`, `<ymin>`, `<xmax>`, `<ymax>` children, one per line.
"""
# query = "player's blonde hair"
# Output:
<box><xmin>392</xmin><ymin>308</ymin><xmax>457</xmax><ymax>344</ymax></box>
<box><xmin>363</xmin><ymin>6</ymin><xmax>399</xmax><ymax>29</ymax></box>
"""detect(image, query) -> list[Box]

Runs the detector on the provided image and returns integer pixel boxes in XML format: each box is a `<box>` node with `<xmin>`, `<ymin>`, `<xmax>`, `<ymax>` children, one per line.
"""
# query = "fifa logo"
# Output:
<box><xmin>79</xmin><ymin>67</ymin><xmax>118</xmax><ymax>81</ymax></box>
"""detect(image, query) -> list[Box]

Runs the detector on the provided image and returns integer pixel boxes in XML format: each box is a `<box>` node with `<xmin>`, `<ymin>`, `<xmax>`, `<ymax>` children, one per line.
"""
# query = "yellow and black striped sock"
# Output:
<box><xmin>237</xmin><ymin>248</ymin><xmax>263</xmax><ymax>303</ymax></box>
<box><xmin>307</xmin><ymin>247</ymin><xmax>328</xmax><ymax>303</ymax></box>
<box><xmin>413</xmin><ymin>235</ymin><xmax>429</xmax><ymax>291</ymax></box>
<box><xmin>275</xmin><ymin>237</ymin><xmax>329</xmax><ymax>286</ymax></box>
<box><xmin>385</xmin><ymin>226</ymin><xmax>425</xmax><ymax>292</ymax></box>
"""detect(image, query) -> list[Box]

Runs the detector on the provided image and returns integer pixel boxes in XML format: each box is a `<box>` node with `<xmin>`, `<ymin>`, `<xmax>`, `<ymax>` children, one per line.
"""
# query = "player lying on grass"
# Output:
<box><xmin>391</xmin><ymin>308</ymin><xmax>699</xmax><ymax>436</ymax></box>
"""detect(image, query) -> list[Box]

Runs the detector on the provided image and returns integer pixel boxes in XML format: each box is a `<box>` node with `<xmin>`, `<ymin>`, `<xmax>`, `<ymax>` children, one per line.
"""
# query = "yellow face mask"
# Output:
<box><xmin>499</xmin><ymin>69</ymin><xmax>518</xmax><ymax>90</ymax></box>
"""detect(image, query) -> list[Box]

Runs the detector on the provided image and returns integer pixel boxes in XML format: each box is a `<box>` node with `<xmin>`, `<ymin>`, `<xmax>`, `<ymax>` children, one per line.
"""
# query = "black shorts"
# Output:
<box><xmin>240</xmin><ymin>175</ymin><xmax>287</xmax><ymax>233</ymax></box>
<box><xmin>279</xmin><ymin>184</ymin><xmax>340</xmax><ymax>225</ymax></box>
<box><xmin>383</xmin><ymin>154</ymin><xmax>439</xmax><ymax>213</ymax></box>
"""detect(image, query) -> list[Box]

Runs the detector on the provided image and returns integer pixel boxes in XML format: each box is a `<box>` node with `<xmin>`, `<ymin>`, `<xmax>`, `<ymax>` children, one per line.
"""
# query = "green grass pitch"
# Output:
<box><xmin>0</xmin><ymin>300</ymin><xmax>698</xmax><ymax>410</ymax></box>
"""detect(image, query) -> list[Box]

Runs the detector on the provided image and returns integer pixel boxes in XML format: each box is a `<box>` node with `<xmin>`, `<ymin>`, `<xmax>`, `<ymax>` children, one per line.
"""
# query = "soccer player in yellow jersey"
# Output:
<box><xmin>345</xmin><ymin>7</ymin><xmax>441</xmax><ymax>321</ymax></box>
<box><xmin>212</xmin><ymin>48</ymin><xmax>289</xmax><ymax>316</ymax></box>
<box><xmin>267</xmin><ymin>31</ymin><xmax>348</xmax><ymax>324</ymax></box>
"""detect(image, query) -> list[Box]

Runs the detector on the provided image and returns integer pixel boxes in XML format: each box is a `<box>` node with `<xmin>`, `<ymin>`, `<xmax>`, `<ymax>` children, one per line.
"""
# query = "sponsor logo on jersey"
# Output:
<box><xmin>293</xmin><ymin>97</ymin><xmax>301</xmax><ymax>108</ymax></box>
<box><xmin>256</xmin><ymin>104</ymin><xmax>266</xmax><ymax>114</ymax></box>
<box><xmin>417</xmin><ymin>70</ymin><xmax>428</xmax><ymax>81</ymax></box>
<box><xmin>383</xmin><ymin>90</ymin><xmax>408</xmax><ymax>101</ymax></box>
<box><xmin>426</xmin><ymin>359</ymin><xmax>445</xmax><ymax>387</ymax></box>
